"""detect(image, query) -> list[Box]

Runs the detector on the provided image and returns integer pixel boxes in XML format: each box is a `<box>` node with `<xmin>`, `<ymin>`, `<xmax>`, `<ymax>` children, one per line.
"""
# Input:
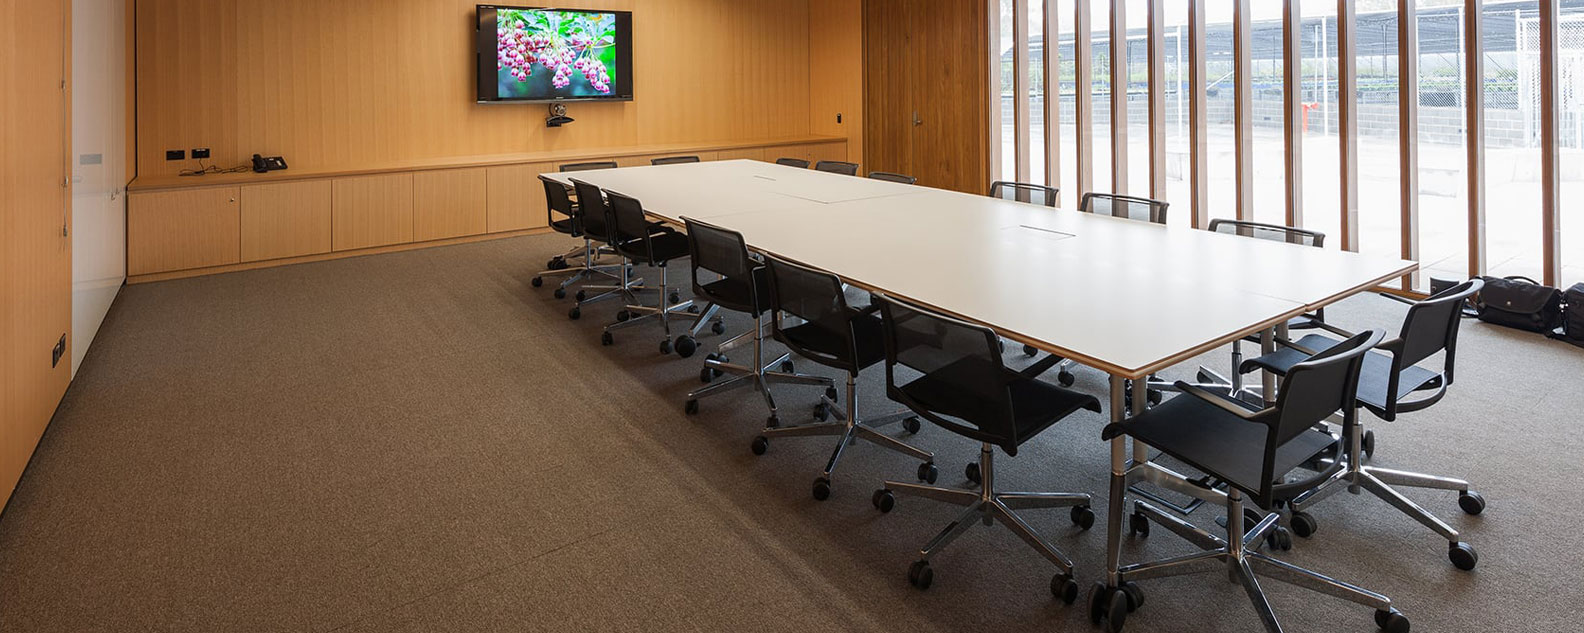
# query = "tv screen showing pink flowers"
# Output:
<box><xmin>476</xmin><ymin>6</ymin><xmax>634</xmax><ymax>103</ymax></box>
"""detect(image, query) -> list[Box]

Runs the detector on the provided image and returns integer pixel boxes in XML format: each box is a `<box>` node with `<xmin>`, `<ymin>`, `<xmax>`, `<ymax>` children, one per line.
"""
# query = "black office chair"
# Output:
<box><xmin>678</xmin><ymin>219</ymin><xmax>836</xmax><ymax>426</ymax></box>
<box><xmin>751</xmin><ymin>257</ymin><xmax>936</xmax><ymax>501</ymax></box>
<box><xmin>531</xmin><ymin>175</ymin><xmax>623</xmax><ymax>298</ymax></box>
<box><xmin>814</xmin><ymin>160</ymin><xmax>859</xmax><ymax>176</ymax></box>
<box><xmin>1240</xmin><ymin>279</ymin><xmax>1487</xmax><ymax>570</ymax></box>
<box><xmin>870</xmin><ymin>294</ymin><xmax>1099</xmax><ymax>597</ymax></box>
<box><xmin>597</xmin><ymin>190</ymin><xmax>701</xmax><ymax>354</ymax></box>
<box><xmin>1081</xmin><ymin>192</ymin><xmax>1168</xmax><ymax>224</ymax></box>
<box><xmin>1096</xmin><ymin>329</ymin><xmax>1408</xmax><ymax>633</ymax></box>
<box><xmin>775</xmin><ymin>157</ymin><xmax>810</xmax><ymax>168</ymax></box>
<box><xmin>868</xmin><ymin>171</ymin><xmax>916</xmax><ymax>185</ymax></box>
<box><xmin>651</xmin><ymin>156</ymin><xmax>700</xmax><ymax>166</ymax></box>
<box><xmin>564</xmin><ymin>178</ymin><xmax>650</xmax><ymax>321</ymax></box>
<box><xmin>989</xmin><ymin>180</ymin><xmax>1059</xmax><ymax>207</ymax></box>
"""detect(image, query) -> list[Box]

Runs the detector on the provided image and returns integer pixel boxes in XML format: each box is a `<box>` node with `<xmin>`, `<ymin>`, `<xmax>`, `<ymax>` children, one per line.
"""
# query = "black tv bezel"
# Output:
<box><xmin>476</xmin><ymin>5</ymin><xmax>635</xmax><ymax>104</ymax></box>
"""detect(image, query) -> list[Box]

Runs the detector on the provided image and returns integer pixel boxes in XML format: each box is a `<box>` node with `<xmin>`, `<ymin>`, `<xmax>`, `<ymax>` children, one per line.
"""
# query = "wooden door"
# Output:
<box><xmin>863</xmin><ymin>0</ymin><xmax>913</xmax><ymax>179</ymax></box>
<box><xmin>2</xmin><ymin>0</ymin><xmax>73</xmax><ymax>507</ymax></box>
<box><xmin>862</xmin><ymin>0</ymin><xmax>988</xmax><ymax>194</ymax></box>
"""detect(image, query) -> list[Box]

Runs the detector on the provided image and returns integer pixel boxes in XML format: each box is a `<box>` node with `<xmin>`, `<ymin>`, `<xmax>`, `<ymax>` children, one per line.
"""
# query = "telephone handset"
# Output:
<box><xmin>252</xmin><ymin>154</ymin><xmax>288</xmax><ymax>173</ymax></box>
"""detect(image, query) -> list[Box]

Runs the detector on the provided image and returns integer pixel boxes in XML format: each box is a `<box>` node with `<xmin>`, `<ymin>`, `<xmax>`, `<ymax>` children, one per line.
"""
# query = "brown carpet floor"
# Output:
<box><xmin>2</xmin><ymin>234</ymin><xmax>1581</xmax><ymax>633</ymax></box>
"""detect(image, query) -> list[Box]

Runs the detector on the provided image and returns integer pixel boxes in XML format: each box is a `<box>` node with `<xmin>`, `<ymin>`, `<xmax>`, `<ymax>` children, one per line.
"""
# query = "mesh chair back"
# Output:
<box><xmin>604</xmin><ymin>190</ymin><xmax>652</xmax><ymax>263</ymax></box>
<box><xmin>1081</xmin><ymin>192</ymin><xmax>1169</xmax><ymax>224</ymax></box>
<box><xmin>875</xmin><ymin>294</ymin><xmax>1017</xmax><ymax>451</ymax></box>
<box><xmin>651</xmin><ymin>156</ymin><xmax>700</xmax><ymax>166</ymax></box>
<box><xmin>868</xmin><ymin>171</ymin><xmax>917</xmax><ymax>185</ymax></box>
<box><xmin>569</xmin><ymin>178</ymin><xmax>612</xmax><ymax>241</ymax></box>
<box><xmin>1272</xmin><ymin>329</ymin><xmax>1382</xmax><ymax>445</ymax></box>
<box><xmin>989</xmin><ymin>181</ymin><xmax>1058</xmax><ymax>207</ymax></box>
<box><xmin>540</xmin><ymin>175</ymin><xmax>578</xmax><ymax>232</ymax></box>
<box><xmin>1209</xmin><ymin>219</ymin><xmax>1325</xmax><ymax>247</ymax></box>
<box><xmin>560</xmin><ymin>161</ymin><xmax>617</xmax><ymax>172</ymax></box>
<box><xmin>1398</xmin><ymin>278</ymin><xmax>1483</xmax><ymax>371</ymax></box>
<box><xmin>775</xmin><ymin>157</ymin><xmax>810</xmax><ymax>168</ymax></box>
<box><xmin>764</xmin><ymin>256</ymin><xmax>857</xmax><ymax>372</ymax></box>
<box><xmin>814</xmin><ymin>160</ymin><xmax>859</xmax><ymax>176</ymax></box>
<box><xmin>684</xmin><ymin>218</ymin><xmax>760</xmax><ymax>312</ymax></box>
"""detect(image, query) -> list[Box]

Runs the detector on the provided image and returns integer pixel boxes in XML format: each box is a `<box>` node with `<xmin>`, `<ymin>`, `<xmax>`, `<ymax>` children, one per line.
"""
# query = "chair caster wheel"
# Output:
<box><xmin>575</xmin><ymin>290</ymin><xmax>587</xmax><ymax>302</ymax></box>
<box><xmin>548</xmin><ymin>258</ymin><xmax>568</xmax><ymax>270</ymax></box>
<box><xmin>684</xmin><ymin>399</ymin><xmax>699</xmax><ymax>415</ymax></box>
<box><xmin>616</xmin><ymin>310</ymin><xmax>631</xmax><ymax>322</ymax></box>
<box><xmin>1058</xmin><ymin>370</ymin><xmax>1076</xmax><ymax>387</ymax></box>
<box><xmin>1023</xmin><ymin>344</ymin><xmax>1039</xmax><ymax>357</ymax></box>
<box><xmin>699</xmin><ymin>367</ymin><xmax>715</xmax><ymax>384</ymax></box>
<box><xmin>907</xmin><ymin>560</ymin><xmax>933</xmax><ymax>590</ymax></box>
<box><xmin>568</xmin><ymin>307</ymin><xmax>582</xmax><ymax>320</ymax></box>
<box><xmin>710</xmin><ymin>320</ymin><xmax>726</xmax><ymax>335</ymax></box>
<box><xmin>1051</xmin><ymin>573</ymin><xmax>1079</xmax><ymax>604</ymax></box>
<box><xmin>601</xmin><ymin>331</ymin><xmax>614</xmax><ymax>346</ymax></box>
<box><xmin>902</xmin><ymin>416</ymin><xmax>921</xmax><ymax>434</ymax></box>
<box><xmin>917</xmin><ymin>462</ymin><xmax>938</xmax><ymax>484</ymax></box>
<box><xmin>1129</xmin><ymin>510</ymin><xmax>1150</xmax><ymax>537</ymax></box>
<box><xmin>1266</xmin><ymin>525</ymin><xmax>1293</xmax><ymax>551</ymax></box>
<box><xmin>1362</xmin><ymin>430</ymin><xmax>1376</xmax><ymax>458</ymax></box>
<box><xmin>1449</xmin><ymin>542</ymin><xmax>1478</xmax><ymax>571</ymax></box>
<box><xmin>765</xmin><ymin>415</ymin><xmax>780</xmax><ymax>428</ymax></box>
<box><xmin>1070</xmin><ymin>505</ymin><xmax>1096</xmax><ymax>530</ymax></box>
<box><xmin>779</xmin><ymin>360</ymin><xmax>794</xmax><ymax>373</ymax></box>
<box><xmin>750</xmin><ymin>435</ymin><xmax>768</xmax><ymax>455</ymax></box>
<box><xmin>812</xmin><ymin>402</ymin><xmax>832</xmax><ymax>422</ymax></box>
<box><xmin>1458</xmin><ymin>490</ymin><xmax>1486</xmax><ymax>515</ymax></box>
<box><xmin>1376</xmin><ymin>608</ymin><xmax>1411</xmax><ymax>633</ymax></box>
<box><xmin>812</xmin><ymin>477</ymin><xmax>832</xmax><ymax>501</ymax></box>
<box><xmin>669</xmin><ymin>292</ymin><xmax>681</xmax><ymax>305</ymax></box>
<box><xmin>686</xmin><ymin>304</ymin><xmax>699</xmax><ymax>313</ymax></box>
<box><xmin>964</xmin><ymin>462</ymin><xmax>981</xmax><ymax>485</ymax></box>
<box><xmin>1290</xmin><ymin>511</ymin><xmax>1317</xmax><ymax>538</ymax></box>
<box><xmin>872</xmin><ymin>488</ymin><xmax>895</xmax><ymax>513</ymax></box>
<box><xmin>825</xmin><ymin>386</ymin><xmax>839</xmax><ymax>402</ymax></box>
<box><xmin>1119</xmin><ymin>581</ymin><xmax>1144</xmax><ymax>612</ymax></box>
<box><xmin>1088</xmin><ymin>583</ymin><xmax>1131</xmax><ymax>631</ymax></box>
<box><xmin>658</xmin><ymin>339</ymin><xmax>672</xmax><ymax>355</ymax></box>
<box><xmin>674</xmin><ymin>336</ymin><xmax>697</xmax><ymax>358</ymax></box>
<box><xmin>531</xmin><ymin>276</ymin><xmax>544</xmax><ymax>288</ymax></box>
<box><xmin>553</xmin><ymin>287</ymin><xmax>566</xmax><ymax>299</ymax></box>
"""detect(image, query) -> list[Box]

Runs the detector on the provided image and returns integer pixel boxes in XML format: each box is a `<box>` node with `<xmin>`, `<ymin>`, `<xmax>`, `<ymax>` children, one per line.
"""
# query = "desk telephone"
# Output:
<box><xmin>251</xmin><ymin>154</ymin><xmax>288</xmax><ymax>173</ymax></box>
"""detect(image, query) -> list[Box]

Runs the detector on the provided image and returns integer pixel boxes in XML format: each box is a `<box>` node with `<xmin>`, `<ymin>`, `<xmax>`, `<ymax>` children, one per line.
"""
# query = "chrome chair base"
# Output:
<box><xmin>535</xmin><ymin>240</ymin><xmax>624</xmax><ymax>292</ymax></box>
<box><xmin>1114</xmin><ymin>490</ymin><xmax>1398</xmax><ymax>633</ymax></box>
<box><xmin>754</xmin><ymin>374</ymin><xmax>934</xmax><ymax>500</ymax></box>
<box><xmin>685</xmin><ymin>314</ymin><xmax>834</xmax><ymax>425</ymax></box>
<box><xmin>876</xmin><ymin>444</ymin><xmax>1092</xmax><ymax>584</ymax></box>
<box><xmin>601</xmin><ymin>264</ymin><xmax>701</xmax><ymax>353</ymax></box>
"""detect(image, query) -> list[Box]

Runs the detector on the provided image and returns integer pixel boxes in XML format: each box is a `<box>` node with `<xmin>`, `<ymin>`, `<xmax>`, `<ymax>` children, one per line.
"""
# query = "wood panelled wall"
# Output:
<box><xmin>134</xmin><ymin>0</ymin><xmax>829</xmax><ymax>179</ymax></box>
<box><xmin>1</xmin><ymin>0</ymin><xmax>73</xmax><ymax>508</ymax></box>
<box><xmin>808</xmin><ymin>0</ymin><xmax>863</xmax><ymax>165</ymax></box>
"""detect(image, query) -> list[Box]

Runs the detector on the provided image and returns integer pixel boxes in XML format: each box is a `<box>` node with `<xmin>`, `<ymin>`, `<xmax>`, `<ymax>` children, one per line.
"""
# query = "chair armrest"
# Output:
<box><xmin>1271</xmin><ymin>336</ymin><xmax>1318</xmax><ymax>356</ymax></box>
<box><xmin>1310</xmin><ymin>320</ymin><xmax>1357</xmax><ymax>338</ymax></box>
<box><xmin>1174</xmin><ymin>381</ymin><xmax>1273</xmax><ymax>420</ymax></box>
<box><xmin>1377</xmin><ymin>292</ymin><xmax>1416</xmax><ymax>305</ymax></box>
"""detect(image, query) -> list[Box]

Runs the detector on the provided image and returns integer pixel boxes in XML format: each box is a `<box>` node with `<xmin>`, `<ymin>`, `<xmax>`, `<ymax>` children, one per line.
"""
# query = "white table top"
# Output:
<box><xmin>545</xmin><ymin>160</ymin><xmax>1416</xmax><ymax>378</ymax></box>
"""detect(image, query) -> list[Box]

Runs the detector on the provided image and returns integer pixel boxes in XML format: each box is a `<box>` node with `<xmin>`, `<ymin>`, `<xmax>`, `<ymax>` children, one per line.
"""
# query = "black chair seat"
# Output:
<box><xmin>899</xmin><ymin>357</ymin><xmax>1100</xmax><ymax>449</ymax></box>
<box><xmin>1241</xmin><ymin>334</ymin><xmax>1442</xmax><ymax>417</ymax></box>
<box><xmin>698</xmin><ymin>267</ymin><xmax>770</xmax><ymax>314</ymax></box>
<box><xmin>618</xmin><ymin>230</ymin><xmax>690</xmax><ymax>265</ymax></box>
<box><xmin>550</xmin><ymin>217</ymin><xmax>578</xmax><ymax>236</ymax></box>
<box><xmin>1119</xmin><ymin>392</ymin><xmax>1337</xmax><ymax>503</ymax></box>
<box><xmin>779</xmin><ymin>313</ymin><xmax>885</xmax><ymax>373</ymax></box>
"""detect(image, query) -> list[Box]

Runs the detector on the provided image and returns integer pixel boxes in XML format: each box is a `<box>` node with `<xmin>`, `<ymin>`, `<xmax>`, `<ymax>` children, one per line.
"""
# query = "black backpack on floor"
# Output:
<box><xmin>1550</xmin><ymin>283</ymin><xmax>1584</xmax><ymax>348</ymax></box>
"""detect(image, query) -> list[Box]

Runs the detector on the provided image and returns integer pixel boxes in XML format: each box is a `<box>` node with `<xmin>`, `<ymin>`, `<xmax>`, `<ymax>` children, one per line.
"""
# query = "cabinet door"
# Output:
<box><xmin>413</xmin><ymin>168</ymin><xmax>487</xmax><ymax>242</ymax></box>
<box><xmin>128</xmin><ymin>187</ymin><xmax>241</xmax><ymax>275</ymax></box>
<box><xmin>333</xmin><ymin>173</ymin><xmax>413</xmax><ymax>251</ymax></box>
<box><xmin>240</xmin><ymin>180</ymin><xmax>333</xmax><ymax>262</ymax></box>
<box><xmin>486</xmin><ymin>162</ymin><xmax>553</xmax><ymax>233</ymax></box>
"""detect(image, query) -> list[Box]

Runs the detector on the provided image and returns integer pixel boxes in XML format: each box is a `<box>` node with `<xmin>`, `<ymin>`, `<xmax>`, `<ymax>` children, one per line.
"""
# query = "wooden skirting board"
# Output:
<box><xmin>128</xmin><ymin>228</ymin><xmax>554</xmax><ymax>284</ymax></box>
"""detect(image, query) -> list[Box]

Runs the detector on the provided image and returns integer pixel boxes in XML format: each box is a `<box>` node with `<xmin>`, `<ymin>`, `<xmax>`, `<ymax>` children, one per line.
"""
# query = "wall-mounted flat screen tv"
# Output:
<box><xmin>476</xmin><ymin>5</ymin><xmax>634</xmax><ymax>103</ymax></box>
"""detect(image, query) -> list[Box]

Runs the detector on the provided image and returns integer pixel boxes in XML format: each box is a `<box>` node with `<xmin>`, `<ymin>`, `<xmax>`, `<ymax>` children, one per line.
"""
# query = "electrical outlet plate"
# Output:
<box><xmin>166</xmin><ymin>149</ymin><xmax>186</xmax><ymax>161</ymax></box>
<box><xmin>192</xmin><ymin>148</ymin><xmax>211</xmax><ymax>159</ymax></box>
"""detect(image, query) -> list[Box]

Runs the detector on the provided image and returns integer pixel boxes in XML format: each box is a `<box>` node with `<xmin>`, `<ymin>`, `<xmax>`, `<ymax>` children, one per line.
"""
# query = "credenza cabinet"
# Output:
<box><xmin>126</xmin><ymin>139</ymin><xmax>847</xmax><ymax>280</ymax></box>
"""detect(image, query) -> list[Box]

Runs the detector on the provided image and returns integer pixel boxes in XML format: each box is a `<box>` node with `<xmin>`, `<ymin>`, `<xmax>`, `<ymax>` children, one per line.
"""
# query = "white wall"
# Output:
<box><xmin>70</xmin><ymin>0</ymin><xmax>129</xmax><ymax>376</ymax></box>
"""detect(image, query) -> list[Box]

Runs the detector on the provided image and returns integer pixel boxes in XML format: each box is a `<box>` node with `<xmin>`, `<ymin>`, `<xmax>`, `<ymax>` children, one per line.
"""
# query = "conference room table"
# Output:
<box><xmin>544</xmin><ymin>159</ymin><xmax>1418</xmax><ymax>589</ymax></box>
